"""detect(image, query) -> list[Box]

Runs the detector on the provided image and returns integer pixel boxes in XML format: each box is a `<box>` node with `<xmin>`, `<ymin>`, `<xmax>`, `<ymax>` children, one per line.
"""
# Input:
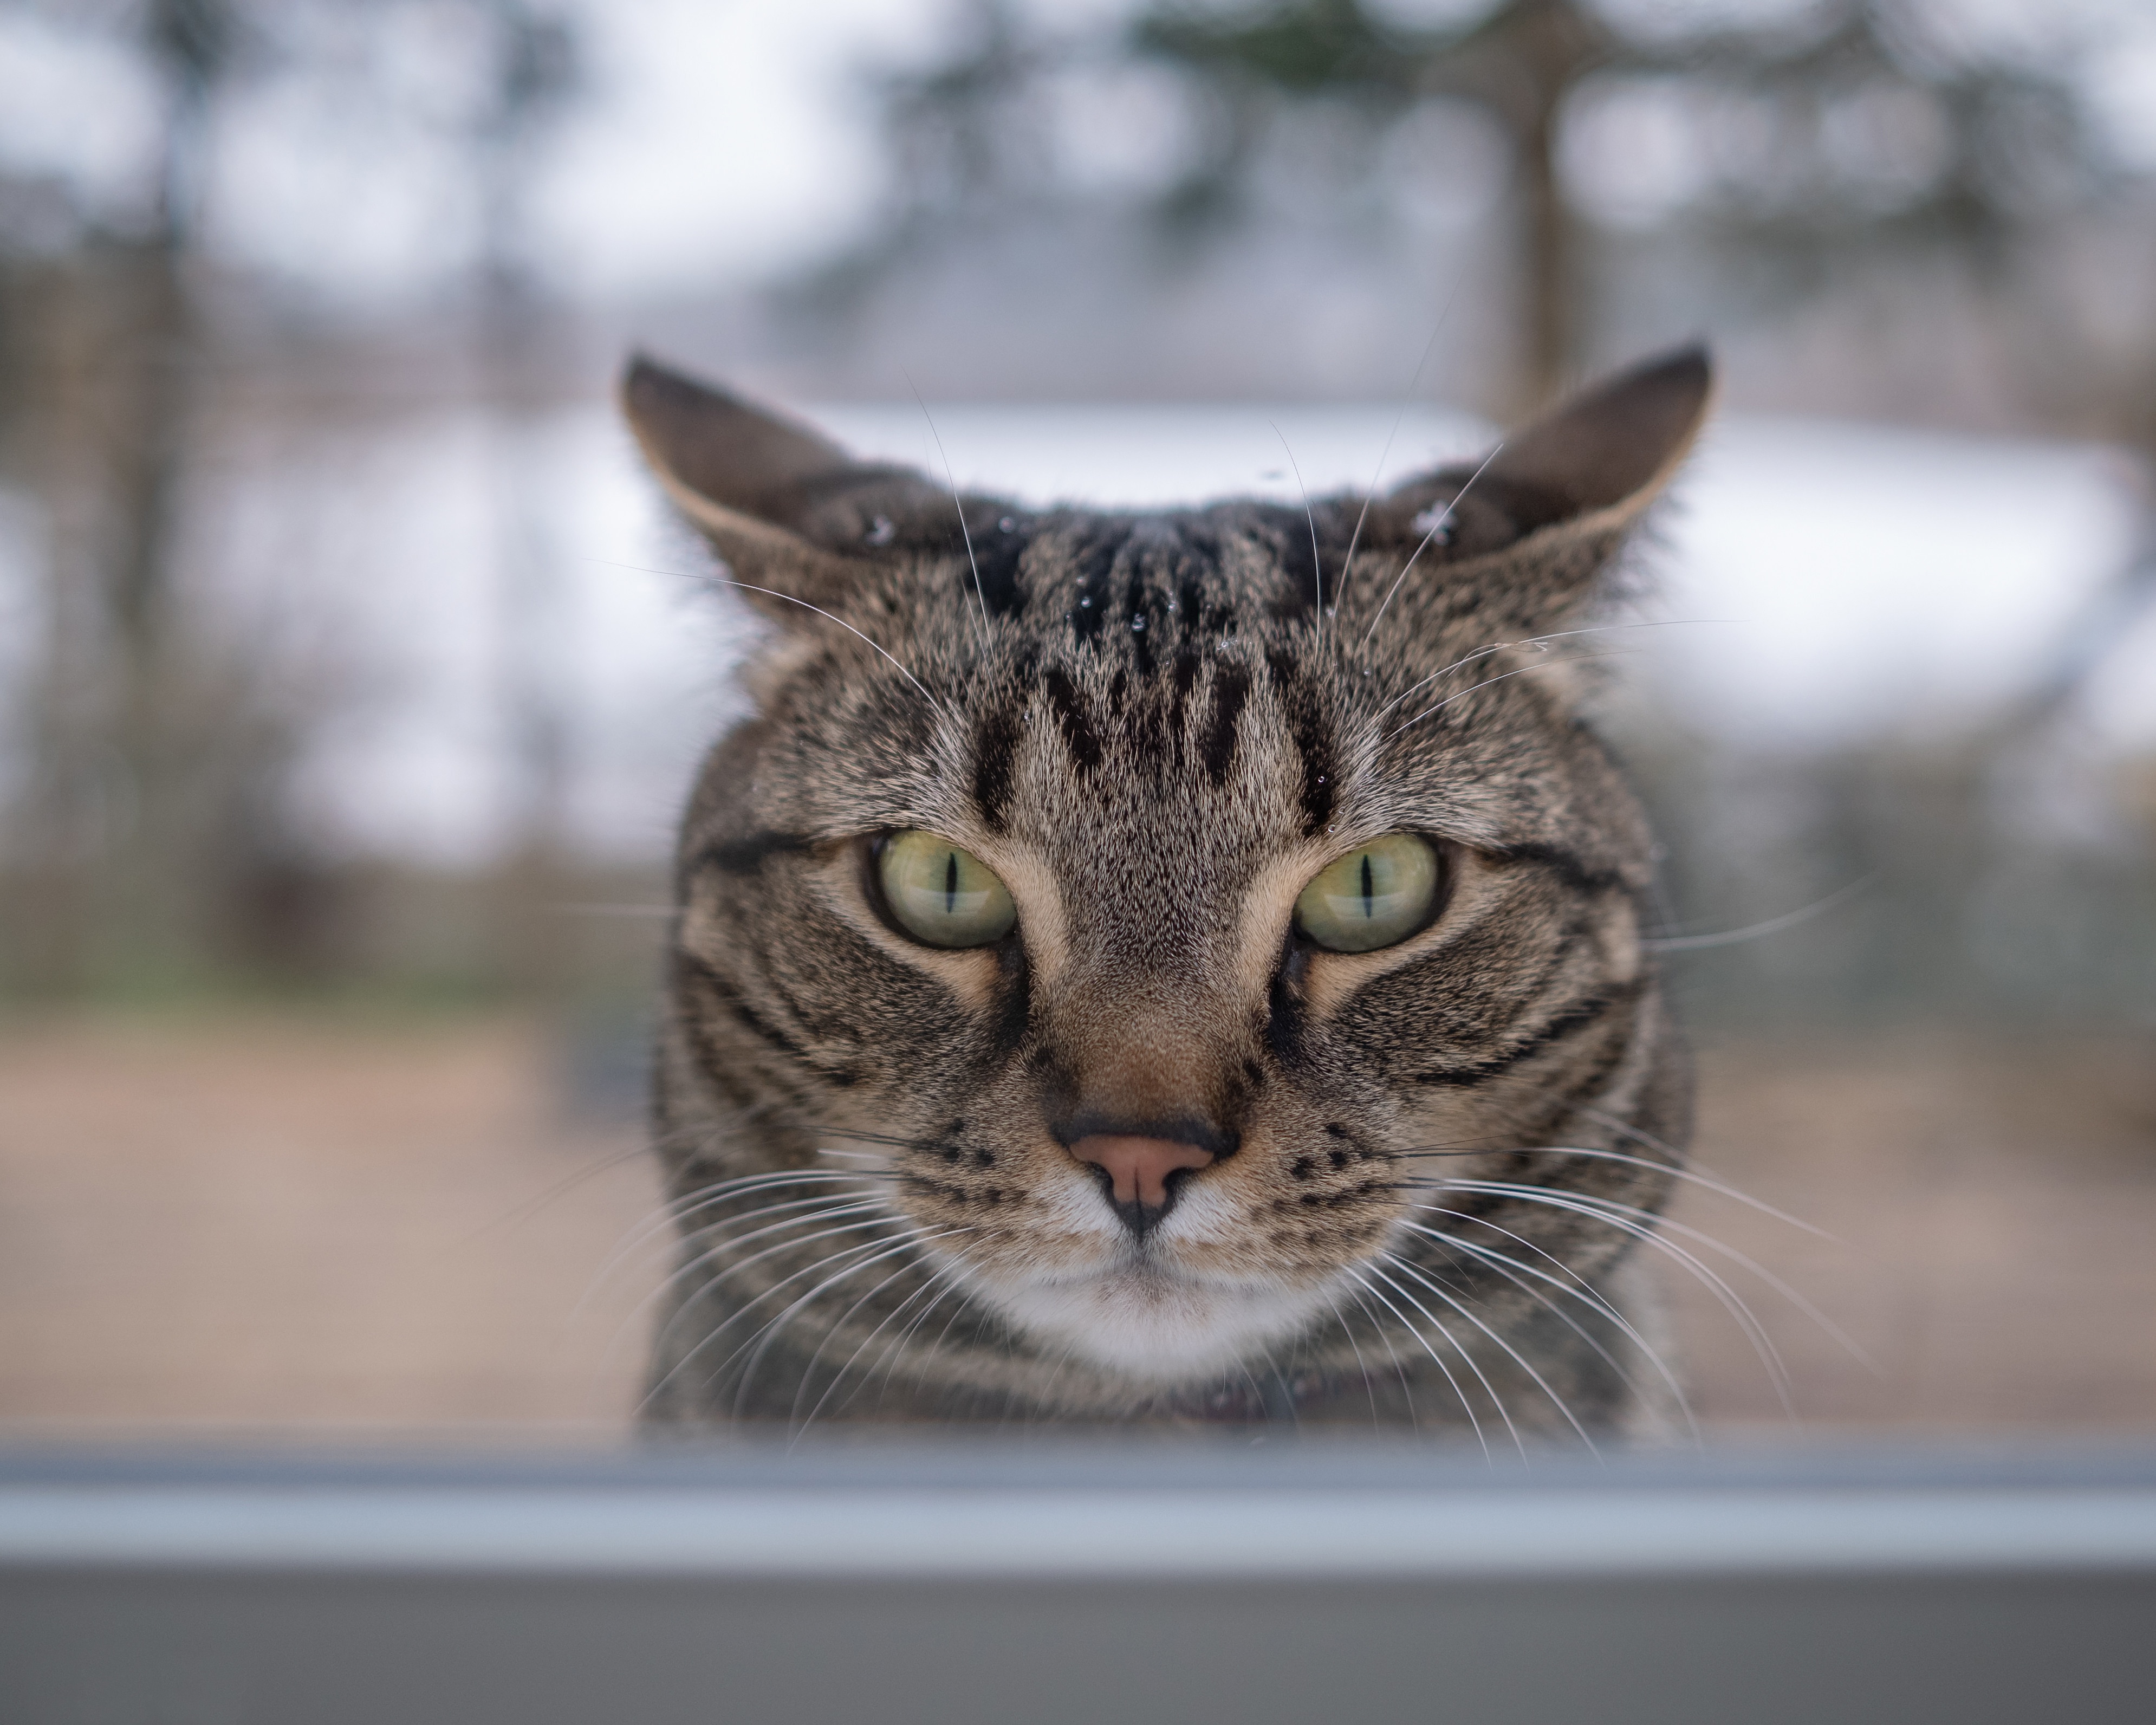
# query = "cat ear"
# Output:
<box><xmin>620</xmin><ymin>354</ymin><xmax>936</xmax><ymax>619</ymax></box>
<box><xmin>1380</xmin><ymin>345</ymin><xmax>1713</xmax><ymax>627</ymax></box>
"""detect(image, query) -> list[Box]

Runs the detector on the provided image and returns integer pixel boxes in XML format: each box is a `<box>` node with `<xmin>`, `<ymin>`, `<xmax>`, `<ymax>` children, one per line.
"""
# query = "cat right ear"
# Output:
<box><xmin>620</xmin><ymin>354</ymin><xmax>926</xmax><ymax>619</ymax></box>
<box><xmin>1380</xmin><ymin>345</ymin><xmax>1715</xmax><ymax>628</ymax></box>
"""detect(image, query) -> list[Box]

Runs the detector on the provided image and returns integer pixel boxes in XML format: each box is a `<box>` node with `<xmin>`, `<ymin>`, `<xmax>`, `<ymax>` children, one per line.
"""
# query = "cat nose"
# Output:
<box><xmin>1067</xmin><ymin>1135</ymin><xmax>1216</xmax><ymax>1211</ymax></box>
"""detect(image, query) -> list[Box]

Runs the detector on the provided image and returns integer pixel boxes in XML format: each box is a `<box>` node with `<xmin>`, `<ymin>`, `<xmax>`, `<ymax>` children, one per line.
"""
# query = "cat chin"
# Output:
<box><xmin>986</xmin><ymin>1267</ymin><xmax>1333</xmax><ymax>1384</ymax></box>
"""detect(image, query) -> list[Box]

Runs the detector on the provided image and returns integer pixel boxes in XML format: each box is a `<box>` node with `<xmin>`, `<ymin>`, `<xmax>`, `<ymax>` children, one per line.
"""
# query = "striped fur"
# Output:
<box><xmin>626</xmin><ymin>349</ymin><xmax>1712</xmax><ymax>1437</ymax></box>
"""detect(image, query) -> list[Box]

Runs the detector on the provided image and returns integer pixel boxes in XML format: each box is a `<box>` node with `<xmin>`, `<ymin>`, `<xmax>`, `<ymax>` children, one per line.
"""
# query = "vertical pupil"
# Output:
<box><xmin>944</xmin><ymin>851</ymin><xmax>959</xmax><ymax>914</ymax></box>
<box><xmin>1360</xmin><ymin>853</ymin><xmax>1374</xmax><ymax>917</ymax></box>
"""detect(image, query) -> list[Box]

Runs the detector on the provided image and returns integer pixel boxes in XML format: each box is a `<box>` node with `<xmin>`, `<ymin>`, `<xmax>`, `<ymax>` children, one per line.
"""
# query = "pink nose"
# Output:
<box><xmin>1068</xmin><ymin>1135</ymin><xmax>1217</xmax><ymax>1209</ymax></box>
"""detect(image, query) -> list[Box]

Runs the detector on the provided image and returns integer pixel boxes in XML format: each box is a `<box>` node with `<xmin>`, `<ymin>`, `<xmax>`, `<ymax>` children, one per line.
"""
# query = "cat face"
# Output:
<box><xmin>628</xmin><ymin>351</ymin><xmax>1709</xmax><ymax>1426</ymax></box>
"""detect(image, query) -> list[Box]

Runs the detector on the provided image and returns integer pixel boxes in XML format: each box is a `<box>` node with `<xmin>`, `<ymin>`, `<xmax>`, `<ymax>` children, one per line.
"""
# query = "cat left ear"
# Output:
<box><xmin>1480</xmin><ymin>343</ymin><xmax>1712</xmax><ymax>524</ymax></box>
<box><xmin>620</xmin><ymin>354</ymin><xmax>936</xmax><ymax>618</ymax></box>
<box><xmin>1381</xmin><ymin>345</ymin><xmax>1714</xmax><ymax>626</ymax></box>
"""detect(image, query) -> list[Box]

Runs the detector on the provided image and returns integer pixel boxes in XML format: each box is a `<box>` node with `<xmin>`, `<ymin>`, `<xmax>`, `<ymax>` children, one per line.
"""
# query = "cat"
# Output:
<box><xmin>621</xmin><ymin>345</ymin><xmax>1711</xmax><ymax>1441</ymax></box>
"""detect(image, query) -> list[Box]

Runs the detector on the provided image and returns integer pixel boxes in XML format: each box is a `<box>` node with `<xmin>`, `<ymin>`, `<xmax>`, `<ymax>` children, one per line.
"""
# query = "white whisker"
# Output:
<box><xmin>788</xmin><ymin>1241</ymin><xmax>975</xmax><ymax>1434</ymax></box>
<box><xmin>1335</xmin><ymin>295</ymin><xmax>1461</xmax><ymax>613</ymax></box>
<box><xmin>1381</xmin><ymin>1251</ymin><xmax>1597</xmax><ymax>1456</ymax></box>
<box><xmin>1384</xmin><ymin>648</ymin><xmax>1637</xmax><ymax>741</ymax></box>
<box><xmin>1422</xmin><ymin>1183</ymin><xmax>1798</xmax><ymax>1416</ymax></box>
<box><xmin>638</xmin><ymin>1204</ymin><xmax>900</xmax><ymax>1374</ymax></box>
<box><xmin>1401</xmin><ymin>1212</ymin><xmax>1699</xmax><ymax>1445</ymax></box>
<box><xmin>1644</xmin><ymin>874</ymin><xmax>1876</xmax><ymax>952</ymax></box>
<box><xmin>725</xmin><ymin>1229</ymin><xmax>967</xmax><ymax>1418</ymax></box>
<box><xmin>1449</xmin><ymin>1178</ymin><xmax>1874</xmax><ymax>1372</ymax></box>
<box><xmin>1268</xmin><ymin>419</ymin><xmax>1326</xmax><ymax>627</ymax></box>
<box><xmin>1358</xmin><ymin>439</ymin><xmax>1504</xmax><ymax>650</ymax></box>
<box><xmin>1395</xmin><ymin>1142</ymin><xmax>1839</xmax><ymax>1242</ymax></box>
<box><xmin>1347</xmin><ymin>1267</ymin><xmax>1497</xmax><ymax>1461</ymax></box>
<box><xmin>906</xmin><ymin>374</ymin><xmax>992</xmax><ymax>647</ymax></box>
<box><xmin>586</xmin><ymin>555</ymin><xmax>950</xmax><ymax>717</ymax></box>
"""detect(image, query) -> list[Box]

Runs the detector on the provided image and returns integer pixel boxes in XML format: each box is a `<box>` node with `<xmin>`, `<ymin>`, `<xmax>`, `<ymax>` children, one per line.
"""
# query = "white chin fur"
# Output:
<box><xmin>990</xmin><ymin>1268</ymin><xmax>1329</xmax><ymax>1384</ymax></box>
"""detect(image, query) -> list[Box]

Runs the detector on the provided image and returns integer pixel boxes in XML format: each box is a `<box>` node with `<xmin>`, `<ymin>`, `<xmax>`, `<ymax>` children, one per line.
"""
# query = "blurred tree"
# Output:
<box><xmin>802</xmin><ymin>0</ymin><xmax>1054</xmax><ymax>317</ymax></box>
<box><xmin>464</xmin><ymin>0</ymin><xmax>587</xmax><ymax>989</ymax></box>
<box><xmin>0</xmin><ymin>0</ymin><xmax>592</xmax><ymax>997</ymax></box>
<box><xmin>1131</xmin><ymin>0</ymin><xmax>1611</xmax><ymax>413</ymax></box>
<box><xmin>836</xmin><ymin>0</ymin><xmax>2126</xmax><ymax>417</ymax></box>
<box><xmin>1131</xmin><ymin>0</ymin><xmax>2119</xmax><ymax>411</ymax></box>
<box><xmin>0</xmin><ymin>0</ymin><xmax>258</xmax><ymax>990</ymax></box>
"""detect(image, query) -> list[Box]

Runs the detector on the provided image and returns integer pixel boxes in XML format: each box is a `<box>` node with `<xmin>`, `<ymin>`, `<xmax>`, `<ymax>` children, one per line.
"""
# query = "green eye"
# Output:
<box><xmin>1294</xmin><ymin>834</ymin><xmax>1441</xmax><ymax>954</ymax></box>
<box><xmin>878</xmin><ymin>831</ymin><xmax>1018</xmax><ymax>948</ymax></box>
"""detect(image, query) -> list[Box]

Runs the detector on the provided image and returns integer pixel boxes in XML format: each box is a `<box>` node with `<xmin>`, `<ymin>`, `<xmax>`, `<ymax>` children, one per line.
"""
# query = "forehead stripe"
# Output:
<box><xmin>1044</xmin><ymin>665</ymin><xmax>1102</xmax><ymax>771</ymax></box>
<box><xmin>971</xmin><ymin>698</ymin><xmax>1022</xmax><ymax>829</ymax></box>
<box><xmin>1201</xmin><ymin>663</ymin><xmax>1250</xmax><ymax>786</ymax></box>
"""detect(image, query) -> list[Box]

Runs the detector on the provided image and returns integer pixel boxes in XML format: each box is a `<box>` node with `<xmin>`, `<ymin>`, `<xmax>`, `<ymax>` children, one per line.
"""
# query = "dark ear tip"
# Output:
<box><xmin>620</xmin><ymin>350</ymin><xmax>730</xmax><ymax>419</ymax></box>
<box><xmin>1604</xmin><ymin>341</ymin><xmax>1712</xmax><ymax>407</ymax></box>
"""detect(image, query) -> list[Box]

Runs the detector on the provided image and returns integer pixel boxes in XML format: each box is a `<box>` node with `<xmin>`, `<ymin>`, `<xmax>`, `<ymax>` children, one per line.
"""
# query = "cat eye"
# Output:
<box><xmin>1294</xmin><ymin>834</ymin><xmax>1442</xmax><ymax>954</ymax></box>
<box><xmin>876</xmin><ymin>831</ymin><xmax>1018</xmax><ymax>949</ymax></box>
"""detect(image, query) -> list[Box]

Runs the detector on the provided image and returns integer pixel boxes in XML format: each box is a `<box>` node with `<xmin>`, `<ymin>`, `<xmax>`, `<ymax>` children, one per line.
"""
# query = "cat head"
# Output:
<box><xmin>626</xmin><ymin>349</ymin><xmax>1710</xmax><ymax>1416</ymax></box>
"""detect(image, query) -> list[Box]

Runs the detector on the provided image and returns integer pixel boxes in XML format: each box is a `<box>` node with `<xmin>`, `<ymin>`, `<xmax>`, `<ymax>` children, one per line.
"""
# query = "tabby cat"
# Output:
<box><xmin>623</xmin><ymin>346</ymin><xmax>1712</xmax><ymax>1441</ymax></box>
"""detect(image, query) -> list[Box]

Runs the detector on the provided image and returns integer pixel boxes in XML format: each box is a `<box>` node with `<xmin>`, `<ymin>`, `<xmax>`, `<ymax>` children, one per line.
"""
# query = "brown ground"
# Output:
<box><xmin>0</xmin><ymin>1011</ymin><xmax>2150</xmax><ymax>1436</ymax></box>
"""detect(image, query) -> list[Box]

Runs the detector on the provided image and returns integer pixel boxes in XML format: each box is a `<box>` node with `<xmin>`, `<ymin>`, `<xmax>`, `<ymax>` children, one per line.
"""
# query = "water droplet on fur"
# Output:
<box><xmin>1079</xmin><ymin>596</ymin><xmax>1092</xmax><ymax>607</ymax></box>
<box><xmin>1131</xmin><ymin>616</ymin><xmax>1146</xmax><ymax>632</ymax></box>
<box><xmin>1314</xmin><ymin>774</ymin><xmax>1326</xmax><ymax>784</ymax></box>
<box><xmin>865</xmin><ymin>515</ymin><xmax>895</xmax><ymax>546</ymax></box>
<box><xmin>998</xmin><ymin>516</ymin><xmax>1016</xmax><ymax>533</ymax></box>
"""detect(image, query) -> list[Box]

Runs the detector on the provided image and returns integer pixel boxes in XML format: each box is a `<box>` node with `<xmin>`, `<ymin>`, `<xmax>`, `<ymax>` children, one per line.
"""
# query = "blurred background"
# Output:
<box><xmin>0</xmin><ymin>0</ymin><xmax>2151</xmax><ymax>1438</ymax></box>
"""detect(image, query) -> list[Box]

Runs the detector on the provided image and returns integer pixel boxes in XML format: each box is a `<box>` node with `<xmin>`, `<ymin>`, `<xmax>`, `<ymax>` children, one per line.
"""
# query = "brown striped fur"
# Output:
<box><xmin>625</xmin><ymin>349</ymin><xmax>1713</xmax><ymax>1438</ymax></box>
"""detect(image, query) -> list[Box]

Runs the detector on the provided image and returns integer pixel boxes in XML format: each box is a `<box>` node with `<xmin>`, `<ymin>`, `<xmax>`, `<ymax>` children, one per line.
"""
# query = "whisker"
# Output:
<box><xmin>581</xmin><ymin>1182</ymin><xmax>854</xmax><ymax>1327</ymax></box>
<box><xmin>1335</xmin><ymin>291</ymin><xmax>1461</xmax><ymax>612</ymax></box>
<box><xmin>1345</xmin><ymin>1286</ymin><xmax>1424</xmax><ymax>1437</ymax></box>
<box><xmin>1562</xmin><ymin>1101</ymin><xmax>1848</xmax><ymax>1248</ymax></box>
<box><xmin>1346</xmin><ymin>1267</ymin><xmax>1496</xmax><ymax>1461</ymax></box>
<box><xmin>1267</xmin><ymin>419</ymin><xmax>1326</xmax><ymax>628</ymax></box>
<box><xmin>1358</xmin><ymin>439</ymin><xmax>1504</xmax><ymax>650</ymax></box>
<box><xmin>1399</xmin><ymin>1223</ymin><xmax>1660</xmax><ymax>1430</ymax></box>
<box><xmin>1400</xmin><ymin>1212</ymin><xmax>1699</xmax><ymax>1445</ymax></box>
<box><xmin>1380</xmin><ymin>1251</ymin><xmax>1597</xmax><ymax>1457</ymax></box>
<box><xmin>581</xmin><ymin>1170</ymin><xmax>898</xmax><ymax>1314</ymax></box>
<box><xmin>866</xmin><ymin>1252</ymin><xmax>981</xmax><ymax>1412</ymax></box>
<box><xmin>788</xmin><ymin>1242</ymin><xmax>973</xmax><ymax>1434</ymax></box>
<box><xmin>1419</xmin><ymin>1184</ymin><xmax>1797</xmax><ymax>1416</ymax></box>
<box><xmin>1384</xmin><ymin>649</ymin><xmax>1638</xmax><ymax>741</ymax></box>
<box><xmin>1320</xmin><ymin>1290</ymin><xmax>1387</xmax><ymax>1430</ymax></box>
<box><xmin>1366</xmin><ymin>1261</ymin><xmax>1529</xmax><ymax>1459</ymax></box>
<box><xmin>906</xmin><ymin>373</ymin><xmax>992</xmax><ymax>647</ymax></box>
<box><xmin>645</xmin><ymin>1221</ymin><xmax>939</xmax><ymax>1417</ymax></box>
<box><xmin>1644</xmin><ymin>873</ymin><xmax>1876</xmax><ymax>952</ymax></box>
<box><xmin>635</xmin><ymin>1203</ymin><xmax>900</xmax><ymax>1370</ymax></box>
<box><xmin>467</xmin><ymin>1139</ymin><xmax>654</xmax><ymax>1246</ymax></box>
<box><xmin>727</xmin><ymin>1227</ymin><xmax>975</xmax><ymax>1418</ymax></box>
<box><xmin>917</xmin><ymin>1266</ymin><xmax>992</xmax><ymax>1396</ymax></box>
<box><xmin>1391</xmin><ymin>1142</ymin><xmax>1838</xmax><ymax>1242</ymax></box>
<box><xmin>586</xmin><ymin>555</ymin><xmax>952</xmax><ymax>718</ymax></box>
<box><xmin>1443</xmin><ymin>1178</ymin><xmax>1875</xmax><ymax>1373</ymax></box>
<box><xmin>1373</xmin><ymin>619</ymin><xmax>1713</xmax><ymax>721</ymax></box>
<box><xmin>639</xmin><ymin>1233</ymin><xmax>895</xmax><ymax>1415</ymax></box>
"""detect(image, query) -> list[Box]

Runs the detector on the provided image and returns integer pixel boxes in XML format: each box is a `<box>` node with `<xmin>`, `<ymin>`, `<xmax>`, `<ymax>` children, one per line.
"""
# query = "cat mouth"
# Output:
<box><xmin>987</xmin><ymin>1260</ymin><xmax>1332</xmax><ymax>1382</ymax></box>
